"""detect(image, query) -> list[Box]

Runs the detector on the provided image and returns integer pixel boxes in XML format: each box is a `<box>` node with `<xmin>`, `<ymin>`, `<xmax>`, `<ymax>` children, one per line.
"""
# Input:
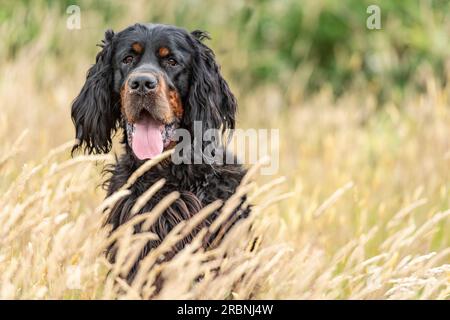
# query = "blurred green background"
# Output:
<box><xmin>1</xmin><ymin>0</ymin><xmax>450</xmax><ymax>106</ymax></box>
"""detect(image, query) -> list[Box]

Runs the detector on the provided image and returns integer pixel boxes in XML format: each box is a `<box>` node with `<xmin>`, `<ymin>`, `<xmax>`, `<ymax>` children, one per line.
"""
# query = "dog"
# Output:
<box><xmin>71</xmin><ymin>23</ymin><xmax>249</xmax><ymax>282</ymax></box>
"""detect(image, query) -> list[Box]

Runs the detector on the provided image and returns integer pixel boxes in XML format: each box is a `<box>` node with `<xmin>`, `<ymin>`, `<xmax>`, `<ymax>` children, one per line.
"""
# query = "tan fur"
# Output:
<box><xmin>132</xmin><ymin>42</ymin><xmax>143</xmax><ymax>54</ymax></box>
<box><xmin>158</xmin><ymin>47</ymin><xmax>170</xmax><ymax>57</ymax></box>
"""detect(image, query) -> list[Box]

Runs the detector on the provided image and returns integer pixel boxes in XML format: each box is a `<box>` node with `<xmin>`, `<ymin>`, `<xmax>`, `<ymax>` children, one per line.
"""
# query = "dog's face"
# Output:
<box><xmin>71</xmin><ymin>23</ymin><xmax>237</xmax><ymax>159</ymax></box>
<box><xmin>114</xmin><ymin>24</ymin><xmax>193</xmax><ymax>159</ymax></box>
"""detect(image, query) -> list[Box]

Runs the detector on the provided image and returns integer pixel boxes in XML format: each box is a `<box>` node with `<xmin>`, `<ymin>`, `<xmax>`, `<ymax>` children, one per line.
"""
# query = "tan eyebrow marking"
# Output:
<box><xmin>132</xmin><ymin>42</ymin><xmax>143</xmax><ymax>54</ymax></box>
<box><xmin>158</xmin><ymin>47</ymin><xmax>170</xmax><ymax>57</ymax></box>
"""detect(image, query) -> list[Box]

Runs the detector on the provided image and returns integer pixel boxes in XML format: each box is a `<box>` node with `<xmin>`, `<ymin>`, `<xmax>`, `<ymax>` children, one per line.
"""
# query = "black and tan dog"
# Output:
<box><xmin>71</xmin><ymin>23</ymin><xmax>248</xmax><ymax>282</ymax></box>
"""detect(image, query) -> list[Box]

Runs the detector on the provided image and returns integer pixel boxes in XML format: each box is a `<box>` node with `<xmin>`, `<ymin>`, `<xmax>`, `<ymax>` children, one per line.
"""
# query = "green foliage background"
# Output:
<box><xmin>1</xmin><ymin>0</ymin><xmax>449</xmax><ymax>104</ymax></box>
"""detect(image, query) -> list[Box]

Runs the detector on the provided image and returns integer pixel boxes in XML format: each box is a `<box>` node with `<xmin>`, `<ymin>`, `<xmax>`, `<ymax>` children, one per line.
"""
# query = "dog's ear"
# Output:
<box><xmin>71</xmin><ymin>29</ymin><xmax>120</xmax><ymax>155</ymax></box>
<box><xmin>184</xmin><ymin>30</ymin><xmax>237</xmax><ymax>137</ymax></box>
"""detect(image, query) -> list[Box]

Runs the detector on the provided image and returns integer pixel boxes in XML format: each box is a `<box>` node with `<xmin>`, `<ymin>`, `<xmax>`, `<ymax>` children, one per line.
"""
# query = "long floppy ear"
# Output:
<box><xmin>184</xmin><ymin>30</ymin><xmax>237</xmax><ymax>137</ymax></box>
<box><xmin>71</xmin><ymin>29</ymin><xmax>120</xmax><ymax>154</ymax></box>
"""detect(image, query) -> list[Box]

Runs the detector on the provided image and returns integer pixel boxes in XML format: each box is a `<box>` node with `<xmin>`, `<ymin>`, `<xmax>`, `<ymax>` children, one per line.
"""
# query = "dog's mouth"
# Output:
<box><xmin>126</xmin><ymin>114</ymin><xmax>178</xmax><ymax>160</ymax></box>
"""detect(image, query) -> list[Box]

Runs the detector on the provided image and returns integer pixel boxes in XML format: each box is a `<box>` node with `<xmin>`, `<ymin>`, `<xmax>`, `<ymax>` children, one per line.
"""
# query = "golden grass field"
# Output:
<box><xmin>0</xmin><ymin>1</ymin><xmax>449</xmax><ymax>299</ymax></box>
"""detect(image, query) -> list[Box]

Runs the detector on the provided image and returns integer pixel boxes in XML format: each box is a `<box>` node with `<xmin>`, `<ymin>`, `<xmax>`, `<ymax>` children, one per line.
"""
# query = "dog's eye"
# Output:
<box><xmin>167</xmin><ymin>58</ymin><xmax>178</xmax><ymax>66</ymax></box>
<box><xmin>122</xmin><ymin>56</ymin><xmax>134</xmax><ymax>64</ymax></box>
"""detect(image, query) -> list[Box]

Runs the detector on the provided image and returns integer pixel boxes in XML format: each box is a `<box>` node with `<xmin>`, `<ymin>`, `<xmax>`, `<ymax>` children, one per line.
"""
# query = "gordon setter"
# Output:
<box><xmin>71</xmin><ymin>23</ymin><xmax>248</xmax><ymax>282</ymax></box>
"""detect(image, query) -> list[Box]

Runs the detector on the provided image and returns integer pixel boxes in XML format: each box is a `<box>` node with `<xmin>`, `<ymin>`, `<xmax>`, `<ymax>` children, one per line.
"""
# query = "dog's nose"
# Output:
<box><xmin>128</xmin><ymin>74</ymin><xmax>158</xmax><ymax>93</ymax></box>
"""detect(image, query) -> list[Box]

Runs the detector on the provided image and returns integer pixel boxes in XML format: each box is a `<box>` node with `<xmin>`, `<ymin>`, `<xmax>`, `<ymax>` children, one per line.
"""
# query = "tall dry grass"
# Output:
<box><xmin>0</xmin><ymin>1</ymin><xmax>449</xmax><ymax>299</ymax></box>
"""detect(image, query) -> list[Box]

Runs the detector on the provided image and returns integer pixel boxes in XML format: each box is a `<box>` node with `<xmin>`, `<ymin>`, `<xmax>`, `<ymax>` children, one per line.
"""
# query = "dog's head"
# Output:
<box><xmin>71</xmin><ymin>23</ymin><xmax>236</xmax><ymax>159</ymax></box>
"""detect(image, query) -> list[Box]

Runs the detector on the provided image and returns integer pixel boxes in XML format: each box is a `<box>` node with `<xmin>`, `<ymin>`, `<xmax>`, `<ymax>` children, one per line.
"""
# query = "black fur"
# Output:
<box><xmin>104</xmin><ymin>154</ymin><xmax>248</xmax><ymax>281</ymax></box>
<box><xmin>71</xmin><ymin>29</ymin><xmax>120</xmax><ymax>154</ymax></box>
<box><xmin>184</xmin><ymin>30</ymin><xmax>237</xmax><ymax>137</ymax></box>
<box><xmin>71</xmin><ymin>23</ymin><xmax>248</xmax><ymax>282</ymax></box>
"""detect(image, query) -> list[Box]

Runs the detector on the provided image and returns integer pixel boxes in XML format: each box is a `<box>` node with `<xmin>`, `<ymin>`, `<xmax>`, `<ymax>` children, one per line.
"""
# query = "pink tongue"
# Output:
<box><xmin>132</xmin><ymin>115</ymin><xmax>164</xmax><ymax>160</ymax></box>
